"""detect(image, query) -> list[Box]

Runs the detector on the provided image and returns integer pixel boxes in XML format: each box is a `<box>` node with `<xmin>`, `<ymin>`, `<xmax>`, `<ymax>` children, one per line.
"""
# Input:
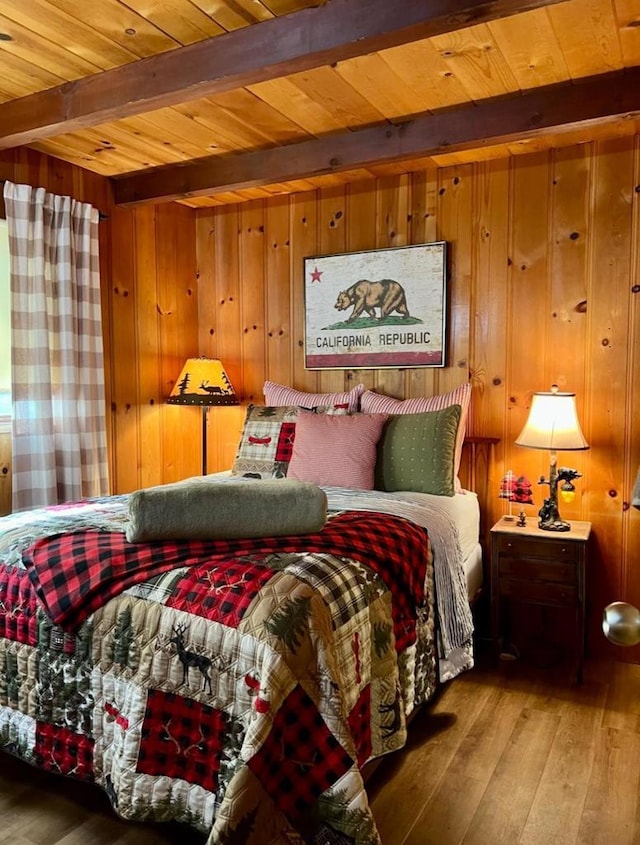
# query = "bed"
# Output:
<box><xmin>0</xmin><ymin>383</ymin><xmax>480</xmax><ymax>845</ymax></box>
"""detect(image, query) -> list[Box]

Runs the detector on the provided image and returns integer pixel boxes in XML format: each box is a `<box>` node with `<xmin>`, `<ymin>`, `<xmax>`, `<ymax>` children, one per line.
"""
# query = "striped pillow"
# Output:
<box><xmin>263</xmin><ymin>380</ymin><xmax>364</xmax><ymax>412</ymax></box>
<box><xmin>360</xmin><ymin>383</ymin><xmax>471</xmax><ymax>490</ymax></box>
<box><xmin>287</xmin><ymin>410</ymin><xmax>388</xmax><ymax>490</ymax></box>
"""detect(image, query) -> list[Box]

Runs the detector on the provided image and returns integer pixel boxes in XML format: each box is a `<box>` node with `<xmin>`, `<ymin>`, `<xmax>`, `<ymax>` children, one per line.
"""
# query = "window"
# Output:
<box><xmin>0</xmin><ymin>219</ymin><xmax>10</xmax><ymax>427</ymax></box>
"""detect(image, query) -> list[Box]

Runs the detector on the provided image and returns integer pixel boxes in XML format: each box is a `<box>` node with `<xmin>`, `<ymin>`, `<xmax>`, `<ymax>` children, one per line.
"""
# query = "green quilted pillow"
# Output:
<box><xmin>375</xmin><ymin>404</ymin><xmax>462</xmax><ymax>496</ymax></box>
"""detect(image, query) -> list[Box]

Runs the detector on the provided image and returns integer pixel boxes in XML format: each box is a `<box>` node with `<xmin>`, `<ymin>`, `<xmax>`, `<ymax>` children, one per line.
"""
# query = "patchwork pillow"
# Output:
<box><xmin>375</xmin><ymin>404</ymin><xmax>462</xmax><ymax>496</ymax></box>
<box><xmin>263</xmin><ymin>380</ymin><xmax>364</xmax><ymax>412</ymax></box>
<box><xmin>231</xmin><ymin>404</ymin><xmax>298</xmax><ymax>479</ymax></box>
<box><xmin>361</xmin><ymin>382</ymin><xmax>471</xmax><ymax>489</ymax></box>
<box><xmin>287</xmin><ymin>410</ymin><xmax>388</xmax><ymax>489</ymax></box>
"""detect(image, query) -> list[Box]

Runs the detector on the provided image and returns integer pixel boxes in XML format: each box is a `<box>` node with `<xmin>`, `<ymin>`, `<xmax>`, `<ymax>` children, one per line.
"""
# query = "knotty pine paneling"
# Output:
<box><xmin>199</xmin><ymin>138</ymin><xmax>640</xmax><ymax>661</ymax></box>
<box><xmin>109</xmin><ymin>201</ymin><xmax>199</xmax><ymax>489</ymax></box>
<box><xmin>196</xmin><ymin>206</ymin><xmax>244</xmax><ymax>469</ymax></box>
<box><xmin>2</xmin><ymin>138</ymin><xmax>639</xmax><ymax>663</ymax></box>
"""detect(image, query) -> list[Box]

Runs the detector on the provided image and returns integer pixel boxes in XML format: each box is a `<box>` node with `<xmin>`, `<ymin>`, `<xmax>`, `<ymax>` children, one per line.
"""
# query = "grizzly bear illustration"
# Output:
<box><xmin>334</xmin><ymin>279</ymin><xmax>410</xmax><ymax>323</ymax></box>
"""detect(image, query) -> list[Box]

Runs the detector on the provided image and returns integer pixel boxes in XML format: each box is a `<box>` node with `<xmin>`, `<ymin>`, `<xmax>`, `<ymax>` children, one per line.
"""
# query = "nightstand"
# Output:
<box><xmin>490</xmin><ymin>516</ymin><xmax>592</xmax><ymax>682</ymax></box>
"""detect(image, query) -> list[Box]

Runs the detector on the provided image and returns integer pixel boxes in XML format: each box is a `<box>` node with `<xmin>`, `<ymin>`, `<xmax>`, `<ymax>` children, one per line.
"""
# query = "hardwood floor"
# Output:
<box><xmin>2</xmin><ymin>652</ymin><xmax>639</xmax><ymax>844</ymax></box>
<box><xmin>368</xmin><ymin>651</ymin><xmax>640</xmax><ymax>845</ymax></box>
<box><xmin>0</xmin><ymin>759</ymin><xmax>205</xmax><ymax>845</ymax></box>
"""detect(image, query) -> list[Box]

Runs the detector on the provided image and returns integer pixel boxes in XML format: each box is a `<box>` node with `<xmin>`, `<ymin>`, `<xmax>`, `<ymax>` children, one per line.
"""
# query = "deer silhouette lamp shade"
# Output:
<box><xmin>515</xmin><ymin>385</ymin><xmax>589</xmax><ymax>531</ymax></box>
<box><xmin>167</xmin><ymin>357</ymin><xmax>238</xmax><ymax>475</ymax></box>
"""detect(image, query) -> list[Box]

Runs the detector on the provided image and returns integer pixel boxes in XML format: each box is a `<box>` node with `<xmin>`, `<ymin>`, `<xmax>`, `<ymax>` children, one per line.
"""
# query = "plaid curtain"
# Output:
<box><xmin>4</xmin><ymin>181</ymin><xmax>109</xmax><ymax>511</ymax></box>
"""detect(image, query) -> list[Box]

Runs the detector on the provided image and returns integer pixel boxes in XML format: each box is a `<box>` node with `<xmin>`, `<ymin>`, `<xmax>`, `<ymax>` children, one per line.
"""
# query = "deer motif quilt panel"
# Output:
<box><xmin>0</xmin><ymin>495</ymin><xmax>439</xmax><ymax>845</ymax></box>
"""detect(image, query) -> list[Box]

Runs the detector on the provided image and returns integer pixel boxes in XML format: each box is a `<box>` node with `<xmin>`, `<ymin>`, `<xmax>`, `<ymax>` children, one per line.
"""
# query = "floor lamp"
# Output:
<box><xmin>167</xmin><ymin>357</ymin><xmax>238</xmax><ymax>475</ymax></box>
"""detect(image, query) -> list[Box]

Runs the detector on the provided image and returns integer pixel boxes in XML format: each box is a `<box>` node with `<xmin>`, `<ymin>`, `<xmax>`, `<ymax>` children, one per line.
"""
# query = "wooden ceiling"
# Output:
<box><xmin>0</xmin><ymin>0</ymin><xmax>639</xmax><ymax>208</ymax></box>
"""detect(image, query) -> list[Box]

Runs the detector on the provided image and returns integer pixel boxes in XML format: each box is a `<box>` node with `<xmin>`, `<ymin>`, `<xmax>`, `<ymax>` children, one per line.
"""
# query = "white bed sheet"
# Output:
<box><xmin>463</xmin><ymin>543</ymin><xmax>483</xmax><ymax>600</ymax></box>
<box><xmin>403</xmin><ymin>489</ymin><xmax>480</xmax><ymax>563</ymax></box>
<box><xmin>409</xmin><ymin>490</ymin><xmax>482</xmax><ymax>600</ymax></box>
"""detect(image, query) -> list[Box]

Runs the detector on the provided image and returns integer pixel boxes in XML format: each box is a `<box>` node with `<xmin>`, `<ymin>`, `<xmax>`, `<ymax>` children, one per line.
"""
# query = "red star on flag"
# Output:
<box><xmin>310</xmin><ymin>266</ymin><xmax>323</xmax><ymax>283</ymax></box>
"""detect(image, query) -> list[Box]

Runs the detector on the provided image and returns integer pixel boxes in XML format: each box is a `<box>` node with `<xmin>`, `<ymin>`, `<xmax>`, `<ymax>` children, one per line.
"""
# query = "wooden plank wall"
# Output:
<box><xmin>197</xmin><ymin>137</ymin><xmax>640</xmax><ymax>661</ymax></box>
<box><xmin>108</xmin><ymin>202</ymin><xmax>200</xmax><ymax>491</ymax></box>
<box><xmin>2</xmin><ymin>138</ymin><xmax>639</xmax><ymax>662</ymax></box>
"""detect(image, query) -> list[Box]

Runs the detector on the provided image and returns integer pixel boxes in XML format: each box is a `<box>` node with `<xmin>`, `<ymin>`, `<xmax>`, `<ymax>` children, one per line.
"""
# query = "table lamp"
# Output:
<box><xmin>167</xmin><ymin>357</ymin><xmax>238</xmax><ymax>475</ymax></box>
<box><xmin>515</xmin><ymin>385</ymin><xmax>589</xmax><ymax>531</ymax></box>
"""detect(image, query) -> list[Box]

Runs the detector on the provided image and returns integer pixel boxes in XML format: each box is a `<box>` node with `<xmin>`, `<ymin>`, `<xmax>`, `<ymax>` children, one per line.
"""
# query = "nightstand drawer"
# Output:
<box><xmin>495</xmin><ymin>534</ymin><xmax>578</xmax><ymax>562</ymax></box>
<box><xmin>499</xmin><ymin>557</ymin><xmax>577</xmax><ymax>585</ymax></box>
<box><xmin>499</xmin><ymin>578</ymin><xmax>578</xmax><ymax>605</ymax></box>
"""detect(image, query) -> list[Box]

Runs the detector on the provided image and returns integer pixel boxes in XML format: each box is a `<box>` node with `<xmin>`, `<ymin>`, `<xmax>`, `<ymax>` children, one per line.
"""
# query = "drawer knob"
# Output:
<box><xmin>506</xmin><ymin>542</ymin><xmax>512</xmax><ymax>548</ymax></box>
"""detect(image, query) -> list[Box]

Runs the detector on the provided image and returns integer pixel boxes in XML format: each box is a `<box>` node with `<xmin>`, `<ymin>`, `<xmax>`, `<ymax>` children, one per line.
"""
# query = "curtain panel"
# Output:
<box><xmin>4</xmin><ymin>181</ymin><xmax>109</xmax><ymax>511</ymax></box>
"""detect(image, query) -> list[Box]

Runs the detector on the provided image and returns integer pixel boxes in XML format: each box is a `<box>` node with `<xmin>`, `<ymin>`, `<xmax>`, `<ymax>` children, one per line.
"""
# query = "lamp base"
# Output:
<box><xmin>538</xmin><ymin>517</ymin><xmax>571</xmax><ymax>532</ymax></box>
<box><xmin>537</xmin><ymin>494</ymin><xmax>570</xmax><ymax>532</ymax></box>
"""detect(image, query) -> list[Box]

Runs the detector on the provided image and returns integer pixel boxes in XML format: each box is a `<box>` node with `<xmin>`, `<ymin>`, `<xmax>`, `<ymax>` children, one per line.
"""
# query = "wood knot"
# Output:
<box><xmin>575</xmin><ymin>300</ymin><xmax>587</xmax><ymax>313</ymax></box>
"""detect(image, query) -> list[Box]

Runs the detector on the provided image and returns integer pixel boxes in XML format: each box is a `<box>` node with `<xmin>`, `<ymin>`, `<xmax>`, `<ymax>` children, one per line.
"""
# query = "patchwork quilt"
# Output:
<box><xmin>0</xmin><ymin>486</ymin><xmax>466</xmax><ymax>844</ymax></box>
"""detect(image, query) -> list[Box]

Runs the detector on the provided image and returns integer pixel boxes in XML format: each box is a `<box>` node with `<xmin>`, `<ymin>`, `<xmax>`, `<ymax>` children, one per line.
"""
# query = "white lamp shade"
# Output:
<box><xmin>515</xmin><ymin>389</ymin><xmax>589</xmax><ymax>451</ymax></box>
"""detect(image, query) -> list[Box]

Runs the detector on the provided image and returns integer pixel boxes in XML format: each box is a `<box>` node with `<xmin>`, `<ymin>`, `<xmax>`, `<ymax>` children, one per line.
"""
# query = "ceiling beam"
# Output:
<box><xmin>113</xmin><ymin>68</ymin><xmax>640</xmax><ymax>206</ymax></box>
<box><xmin>0</xmin><ymin>0</ymin><xmax>567</xmax><ymax>150</ymax></box>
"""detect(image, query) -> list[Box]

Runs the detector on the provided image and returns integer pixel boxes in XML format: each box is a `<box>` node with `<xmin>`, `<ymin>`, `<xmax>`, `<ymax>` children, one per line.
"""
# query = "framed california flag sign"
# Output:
<box><xmin>303</xmin><ymin>241</ymin><xmax>448</xmax><ymax>370</ymax></box>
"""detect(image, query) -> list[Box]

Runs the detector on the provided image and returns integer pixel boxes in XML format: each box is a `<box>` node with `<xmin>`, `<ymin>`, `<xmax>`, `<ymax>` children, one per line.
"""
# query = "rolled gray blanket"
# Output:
<box><xmin>126</xmin><ymin>478</ymin><xmax>327</xmax><ymax>542</ymax></box>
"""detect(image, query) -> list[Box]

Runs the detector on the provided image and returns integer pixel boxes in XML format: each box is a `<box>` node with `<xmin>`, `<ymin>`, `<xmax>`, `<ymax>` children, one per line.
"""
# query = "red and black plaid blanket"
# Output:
<box><xmin>24</xmin><ymin>510</ymin><xmax>428</xmax><ymax>643</ymax></box>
